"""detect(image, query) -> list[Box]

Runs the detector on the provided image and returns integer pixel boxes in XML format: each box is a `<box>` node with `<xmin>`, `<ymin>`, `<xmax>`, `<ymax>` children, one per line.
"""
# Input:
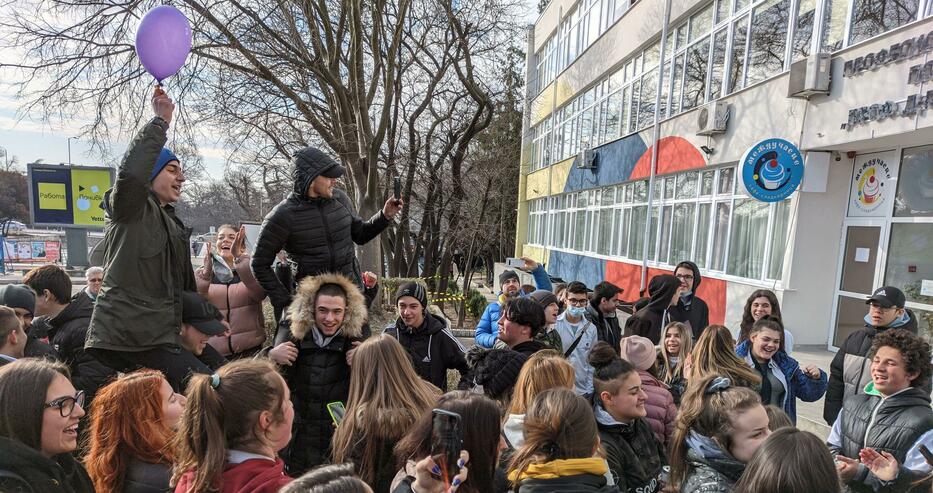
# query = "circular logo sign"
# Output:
<box><xmin>740</xmin><ymin>138</ymin><xmax>804</xmax><ymax>202</ymax></box>
<box><xmin>853</xmin><ymin>158</ymin><xmax>892</xmax><ymax>213</ymax></box>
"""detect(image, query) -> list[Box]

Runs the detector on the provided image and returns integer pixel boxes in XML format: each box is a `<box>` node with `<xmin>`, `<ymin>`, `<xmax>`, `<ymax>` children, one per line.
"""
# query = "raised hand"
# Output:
<box><xmin>152</xmin><ymin>85</ymin><xmax>175</xmax><ymax>124</ymax></box>
<box><xmin>269</xmin><ymin>341</ymin><xmax>299</xmax><ymax>366</ymax></box>
<box><xmin>196</xmin><ymin>241</ymin><xmax>213</xmax><ymax>280</ymax></box>
<box><xmin>860</xmin><ymin>448</ymin><xmax>899</xmax><ymax>481</ymax></box>
<box><xmin>231</xmin><ymin>225</ymin><xmax>247</xmax><ymax>258</ymax></box>
<box><xmin>383</xmin><ymin>196</ymin><xmax>404</xmax><ymax>220</ymax></box>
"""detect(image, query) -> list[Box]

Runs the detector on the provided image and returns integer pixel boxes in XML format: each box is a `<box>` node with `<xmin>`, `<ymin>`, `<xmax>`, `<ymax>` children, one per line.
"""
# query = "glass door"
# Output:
<box><xmin>829</xmin><ymin>220</ymin><xmax>886</xmax><ymax>348</ymax></box>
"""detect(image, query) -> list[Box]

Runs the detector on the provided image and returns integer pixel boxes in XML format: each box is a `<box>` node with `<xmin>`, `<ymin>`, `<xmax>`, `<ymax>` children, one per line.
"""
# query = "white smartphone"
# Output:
<box><xmin>241</xmin><ymin>222</ymin><xmax>261</xmax><ymax>255</ymax></box>
<box><xmin>505</xmin><ymin>257</ymin><xmax>524</xmax><ymax>268</ymax></box>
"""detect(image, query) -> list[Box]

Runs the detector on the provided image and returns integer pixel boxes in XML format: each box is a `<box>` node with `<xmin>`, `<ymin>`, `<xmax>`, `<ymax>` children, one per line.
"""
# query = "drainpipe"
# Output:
<box><xmin>639</xmin><ymin>0</ymin><xmax>673</xmax><ymax>292</ymax></box>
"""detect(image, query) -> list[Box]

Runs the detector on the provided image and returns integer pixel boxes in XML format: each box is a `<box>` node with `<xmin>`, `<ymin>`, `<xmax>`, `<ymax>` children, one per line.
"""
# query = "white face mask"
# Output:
<box><xmin>567</xmin><ymin>306</ymin><xmax>586</xmax><ymax>318</ymax></box>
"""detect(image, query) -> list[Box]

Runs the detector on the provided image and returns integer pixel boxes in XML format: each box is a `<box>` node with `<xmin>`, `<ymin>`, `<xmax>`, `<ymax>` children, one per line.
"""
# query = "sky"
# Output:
<box><xmin>0</xmin><ymin>0</ymin><xmax>541</xmax><ymax>180</ymax></box>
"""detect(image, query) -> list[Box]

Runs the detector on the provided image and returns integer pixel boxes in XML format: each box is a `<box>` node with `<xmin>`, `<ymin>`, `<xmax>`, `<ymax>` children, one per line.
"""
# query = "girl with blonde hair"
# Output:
<box><xmin>657</xmin><ymin>321</ymin><xmax>693</xmax><ymax>405</ymax></box>
<box><xmin>690</xmin><ymin>325</ymin><xmax>761</xmax><ymax>390</ymax></box>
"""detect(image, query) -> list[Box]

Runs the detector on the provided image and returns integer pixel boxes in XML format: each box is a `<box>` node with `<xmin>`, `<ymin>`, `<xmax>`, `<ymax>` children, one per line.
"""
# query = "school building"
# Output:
<box><xmin>515</xmin><ymin>0</ymin><xmax>933</xmax><ymax>348</ymax></box>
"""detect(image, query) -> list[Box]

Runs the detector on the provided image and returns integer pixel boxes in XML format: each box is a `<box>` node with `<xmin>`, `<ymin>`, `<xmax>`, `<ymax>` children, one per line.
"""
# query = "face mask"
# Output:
<box><xmin>567</xmin><ymin>306</ymin><xmax>586</xmax><ymax>318</ymax></box>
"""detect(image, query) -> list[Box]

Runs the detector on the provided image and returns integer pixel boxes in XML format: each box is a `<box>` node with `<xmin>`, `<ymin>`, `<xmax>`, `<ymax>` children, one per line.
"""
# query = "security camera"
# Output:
<box><xmin>700</xmin><ymin>146</ymin><xmax>714</xmax><ymax>155</ymax></box>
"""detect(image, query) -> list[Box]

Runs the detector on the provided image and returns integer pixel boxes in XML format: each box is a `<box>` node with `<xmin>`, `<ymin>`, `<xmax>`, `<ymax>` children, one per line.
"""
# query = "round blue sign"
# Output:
<box><xmin>740</xmin><ymin>138</ymin><xmax>804</xmax><ymax>202</ymax></box>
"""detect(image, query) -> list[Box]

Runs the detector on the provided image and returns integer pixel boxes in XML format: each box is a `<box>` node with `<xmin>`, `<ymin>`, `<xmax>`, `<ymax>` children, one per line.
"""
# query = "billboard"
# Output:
<box><xmin>27</xmin><ymin>164</ymin><xmax>115</xmax><ymax>228</ymax></box>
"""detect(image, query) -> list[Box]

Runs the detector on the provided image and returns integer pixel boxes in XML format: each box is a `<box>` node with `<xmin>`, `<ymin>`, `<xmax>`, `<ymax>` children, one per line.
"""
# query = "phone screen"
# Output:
<box><xmin>241</xmin><ymin>222</ymin><xmax>261</xmax><ymax>255</ymax></box>
<box><xmin>429</xmin><ymin>409</ymin><xmax>463</xmax><ymax>483</ymax></box>
<box><xmin>506</xmin><ymin>257</ymin><xmax>524</xmax><ymax>268</ymax></box>
<box><xmin>394</xmin><ymin>177</ymin><xmax>401</xmax><ymax>200</ymax></box>
<box><xmin>327</xmin><ymin>401</ymin><xmax>346</xmax><ymax>425</ymax></box>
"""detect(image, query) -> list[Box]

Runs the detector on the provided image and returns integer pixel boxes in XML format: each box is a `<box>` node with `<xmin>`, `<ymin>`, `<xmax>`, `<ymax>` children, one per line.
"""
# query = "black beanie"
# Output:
<box><xmin>499</xmin><ymin>270</ymin><xmax>520</xmax><ymax>287</ymax></box>
<box><xmin>0</xmin><ymin>284</ymin><xmax>35</xmax><ymax>315</ymax></box>
<box><xmin>529</xmin><ymin>289</ymin><xmax>559</xmax><ymax>308</ymax></box>
<box><xmin>470</xmin><ymin>348</ymin><xmax>528</xmax><ymax>399</ymax></box>
<box><xmin>395</xmin><ymin>281</ymin><xmax>428</xmax><ymax>308</ymax></box>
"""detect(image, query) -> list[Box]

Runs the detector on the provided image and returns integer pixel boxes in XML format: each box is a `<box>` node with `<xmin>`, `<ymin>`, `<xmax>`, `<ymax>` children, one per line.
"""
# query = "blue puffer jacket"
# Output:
<box><xmin>735</xmin><ymin>340</ymin><xmax>828</xmax><ymax>423</ymax></box>
<box><xmin>474</xmin><ymin>265</ymin><xmax>552</xmax><ymax>348</ymax></box>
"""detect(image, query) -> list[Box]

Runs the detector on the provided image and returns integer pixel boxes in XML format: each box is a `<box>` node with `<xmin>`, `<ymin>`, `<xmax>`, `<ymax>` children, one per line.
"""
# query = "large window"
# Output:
<box><xmin>848</xmin><ymin>0</ymin><xmax>920</xmax><ymax>45</ymax></box>
<box><xmin>527</xmin><ymin>0</ymin><xmax>932</xmax><ymax>173</ymax></box>
<box><xmin>532</xmin><ymin>165</ymin><xmax>794</xmax><ymax>283</ymax></box>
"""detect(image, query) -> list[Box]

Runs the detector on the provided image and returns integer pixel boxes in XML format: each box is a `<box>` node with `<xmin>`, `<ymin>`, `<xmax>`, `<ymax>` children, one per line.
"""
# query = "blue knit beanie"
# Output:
<box><xmin>151</xmin><ymin>148</ymin><xmax>179</xmax><ymax>181</ymax></box>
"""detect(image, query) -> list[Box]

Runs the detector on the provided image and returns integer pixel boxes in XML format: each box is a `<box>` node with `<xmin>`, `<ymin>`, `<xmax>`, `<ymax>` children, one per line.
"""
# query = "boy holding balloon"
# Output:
<box><xmin>85</xmin><ymin>86</ymin><xmax>219</xmax><ymax>391</ymax></box>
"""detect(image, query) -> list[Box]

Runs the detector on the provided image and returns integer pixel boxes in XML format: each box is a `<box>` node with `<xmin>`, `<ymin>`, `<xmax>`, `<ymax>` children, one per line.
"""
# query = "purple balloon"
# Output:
<box><xmin>135</xmin><ymin>5</ymin><xmax>192</xmax><ymax>83</ymax></box>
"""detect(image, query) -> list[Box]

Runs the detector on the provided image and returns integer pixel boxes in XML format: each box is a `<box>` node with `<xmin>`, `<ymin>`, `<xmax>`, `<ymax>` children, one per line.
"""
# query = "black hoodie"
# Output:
<box><xmin>668</xmin><ymin>261</ymin><xmax>710</xmax><ymax>340</ymax></box>
<box><xmin>384</xmin><ymin>312</ymin><xmax>469</xmax><ymax>391</ymax></box>
<box><xmin>624</xmin><ymin>275</ymin><xmax>681</xmax><ymax>344</ymax></box>
<box><xmin>0</xmin><ymin>437</ymin><xmax>95</xmax><ymax>493</ymax></box>
<box><xmin>250</xmin><ymin>147</ymin><xmax>391</xmax><ymax>312</ymax></box>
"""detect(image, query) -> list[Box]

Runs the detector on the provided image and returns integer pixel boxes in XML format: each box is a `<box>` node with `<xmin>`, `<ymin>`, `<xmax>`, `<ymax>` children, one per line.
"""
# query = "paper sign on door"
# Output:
<box><xmin>854</xmin><ymin>248</ymin><xmax>870</xmax><ymax>263</ymax></box>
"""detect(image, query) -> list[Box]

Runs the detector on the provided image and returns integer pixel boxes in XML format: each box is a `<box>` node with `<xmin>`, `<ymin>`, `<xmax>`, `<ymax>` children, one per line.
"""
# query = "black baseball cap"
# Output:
<box><xmin>866</xmin><ymin>286</ymin><xmax>906</xmax><ymax>309</ymax></box>
<box><xmin>182</xmin><ymin>292</ymin><xmax>227</xmax><ymax>335</ymax></box>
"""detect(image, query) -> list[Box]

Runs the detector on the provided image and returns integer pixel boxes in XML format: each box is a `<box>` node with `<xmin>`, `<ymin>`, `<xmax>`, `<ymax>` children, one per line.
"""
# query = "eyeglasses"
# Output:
<box><xmin>45</xmin><ymin>391</ymin><xmax>85</xmax><ymax>417</ymax></box>
<box><xmin>567</xmin><ymin>298</ymin><xmax>588</xmax><ymax>306</ymax></box>
<box><xmin>675</xmin><ymin>274</ymin><xmax>694</xmax><ymax>281</ymax></box>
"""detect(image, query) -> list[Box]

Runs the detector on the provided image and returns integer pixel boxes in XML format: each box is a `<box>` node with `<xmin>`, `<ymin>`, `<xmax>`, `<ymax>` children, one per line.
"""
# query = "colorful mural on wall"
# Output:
<box><xmin>530</xmin><ymin>132</ymin><xmax>727</xmax><ymax>324</ymax></box>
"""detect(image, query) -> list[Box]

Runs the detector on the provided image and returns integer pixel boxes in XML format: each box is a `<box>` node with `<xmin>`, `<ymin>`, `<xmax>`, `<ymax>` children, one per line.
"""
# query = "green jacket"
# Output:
<box><xmin>85</xmin><ymin>118</ymin><xmax>195</xmax><ymax>353</ymax></box>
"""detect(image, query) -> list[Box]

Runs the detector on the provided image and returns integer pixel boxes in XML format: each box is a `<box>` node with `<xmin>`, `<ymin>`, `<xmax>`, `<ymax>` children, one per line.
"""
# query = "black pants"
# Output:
<box><xmin>88</xmin><ymin>346</ymin><xmax>216</xmax><ymax>392</ymax></box>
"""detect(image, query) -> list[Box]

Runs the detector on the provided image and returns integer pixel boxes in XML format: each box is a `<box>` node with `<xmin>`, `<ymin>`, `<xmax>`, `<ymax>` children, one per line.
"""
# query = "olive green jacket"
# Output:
<box><xmin>85</xmin><ymin>118</ymin><xmax>195</xmax><ymax>353</ymax></box>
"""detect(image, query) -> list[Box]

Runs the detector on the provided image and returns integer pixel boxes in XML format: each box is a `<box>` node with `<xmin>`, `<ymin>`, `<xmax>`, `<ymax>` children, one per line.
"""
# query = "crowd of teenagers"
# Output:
<box><xmin>0</xmin><ymin>87</ymin><xmax>932</xmax><ymax>493</ymax></box>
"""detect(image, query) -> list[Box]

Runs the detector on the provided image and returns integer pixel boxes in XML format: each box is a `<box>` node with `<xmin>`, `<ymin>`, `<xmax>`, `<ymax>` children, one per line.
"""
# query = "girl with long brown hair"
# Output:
<box><xmin>737</xmin><ymin>289</ymin><xmax>794</xmax><ymax>352</ymax></box>
<box><xmin>172</xmin><ymin>359</ymin><xmax>293</xmax><ymax>493</ymax></box>
<box><xmin>393</xmin><ymin>391</ymin><xmax>501</xmax><ymax>493</ymax></box>
<box><xmin>669</xmin><ymin>374</ymin><xmax>770</xmax><ymax>492</ymax></box>
<box><xmin>657</xmin><ymin>321</ymin><xmax>693</xmax><ymax>405</ymax></box>
<box><xmin>85</xmin><ymin>370</ymin><xmax>186</xmax><ymax>493</ymax></box>
<box><xmin>331</xmin><ymin>334</ymin><xmax>441</xmax><ymax>493</ymax></box>
<box><xmin>690</xmin><ymin>325</ymin><xmax>761</xmax><ymax>390</ymax></box>
<box><xmin>507</xmin><ymin>388</ymin><xmax>615</xmax><ymax>492</ymax></box>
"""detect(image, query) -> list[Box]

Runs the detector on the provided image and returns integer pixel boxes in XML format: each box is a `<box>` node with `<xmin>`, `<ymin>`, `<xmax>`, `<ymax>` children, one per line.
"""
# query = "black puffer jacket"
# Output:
<box><xmin>585</xmin><ymin>303</ymin><xmax>622</xmax><ymax>354</ymax></box>
<box><xmin>667</xmin><ymin>261</ymin><xmax>710</xmax><ymax>340</ymax></box>
<box><xmin>823</xmin><ymin>311</ymin><xmax>920</xmax><ymax>425</ymax></box>
<box><xmin>36</xmin><ymin>291</ymin><xmax>117</xmax><ymax>404</ymax></box>
<box><xmin>123</xmin><ymin>458</ymin><xmax>171</xmax><ymax>493</ymax></box>
<box><xmin>0</xmin><ymin>437</ymin><xmax>94</xmax><ymax>493</ymax></box>
<box><xmin>624</xmin><ymin>275</ymin><xmax>681</xmax><ymax>344</ymax></box>
<box><xmin>595</xmin><ymin>405</ymin><xmax>666</xmax><ymax>493</ymax></box>
<box><xmin>277</xmin><ymin>273</ymin><xmax>367</xmax><ymax>475</ymax></box>
<box><xmin>384</xmin><ymin>312</ymin><xmax>468</xmax><ymax>391</ymax></box>
<box><xmin>831</xmin><ymin>388</ymin><xmax>933</xmax><ymax>493</ymax></box>
<box><xmin>251</xmin><ymin>148</ymin><xmax>391</xmax><ymax>311</ymax></box>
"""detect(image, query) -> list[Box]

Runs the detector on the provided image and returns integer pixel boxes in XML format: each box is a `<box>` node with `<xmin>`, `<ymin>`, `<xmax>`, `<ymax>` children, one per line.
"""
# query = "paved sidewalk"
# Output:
<box><xmin>792</xmin><ymin>346</ymin><xmax>835</xmax><ymax>440</ymax></box>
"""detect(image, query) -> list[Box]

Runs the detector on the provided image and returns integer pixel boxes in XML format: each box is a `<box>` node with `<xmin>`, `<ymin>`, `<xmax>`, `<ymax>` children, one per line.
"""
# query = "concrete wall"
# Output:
<box><xmin>780</xmin><ymin>159</ymin><xmax>853</xmax><ymax>345</ymax></box>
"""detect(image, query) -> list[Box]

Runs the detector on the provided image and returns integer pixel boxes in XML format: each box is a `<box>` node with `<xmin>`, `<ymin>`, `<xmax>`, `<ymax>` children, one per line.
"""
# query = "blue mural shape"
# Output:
<box><xmin>740</xmin><ymin>138</ymin><xmax>804</xmax><ymax>203</ymax></box>
<box><xmin>564</xmin><ymin>134</ymin><xmax>648</xmax><ymax>193</ymax></box>
<box><xmin>548</xmin><ymin>251</ymin><xmax>606</xmax><ymax>289</ymax></box>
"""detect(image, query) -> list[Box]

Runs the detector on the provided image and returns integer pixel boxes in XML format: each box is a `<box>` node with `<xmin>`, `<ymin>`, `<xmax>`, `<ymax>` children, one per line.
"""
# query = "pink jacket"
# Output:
<box><xmin>638</xmin><ymin>369</ymin><xmax>677</xmax><ymax>447</ymax></box>
<box><xmin>196</xmin><ymin>254</ymin><xmax>267</xmax><ymax>356</ymax></box>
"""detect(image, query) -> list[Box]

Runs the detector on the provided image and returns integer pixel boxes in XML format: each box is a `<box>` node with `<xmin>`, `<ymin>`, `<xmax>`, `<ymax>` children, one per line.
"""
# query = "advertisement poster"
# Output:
<box><xmin>29</xmin><ymin>164</ymin><xmax>113</xmax><ymax>228</ymax></box>
<box><xmin>16</xmin><ymin>242</ymin><xmax>31</xmax><ymax>260</ymax></box>
<box><xmin>45</xmin><ymin>242</ymin><xmax>60</xmax><ymax>262</ymax></box>
<box><xmin>31</xmin><ymin>241</ymin><xmax>46</xmax><ymax>259</ymax></box>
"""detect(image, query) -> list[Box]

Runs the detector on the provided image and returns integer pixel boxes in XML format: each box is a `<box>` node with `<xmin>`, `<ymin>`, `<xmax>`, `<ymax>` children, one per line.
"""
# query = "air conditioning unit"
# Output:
<box><xmin>788</xmin><ymin>53</ymin><xmax>831</xmax><ymax>99</ymax></box>
<box><xmin>575</xmin><ymin>146</ymin><xmax>598</xmax><ymax>169</ymax></box>
<box><xmin>696</xmin><ymin>101</ymin><xmax>729</xmax><ymax>136</ymax></box>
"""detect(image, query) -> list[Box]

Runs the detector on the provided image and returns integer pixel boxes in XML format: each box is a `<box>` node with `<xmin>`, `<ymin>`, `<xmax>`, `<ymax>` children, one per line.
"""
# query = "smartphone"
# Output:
<box><xmin>241</xmin><ymin>222</ymin><xmax>261</xmax><ymax>255</ymax></box>
<box><xmin>429</xmin><ymin>409</ymin><xmax>463</xmax><ymax>483</ymax></box>
<box><xmin>326</xmin><ymin>401</ymin><xmax>346</xmax><ymax>425</ymax></box>
<box><xmin>393</xmin><ymin>177</ymin><xmax>401</xmax><ymax>200</ymax></box>
<box><xmin>505</xmin><ymin>257</ymin><xmax>524</xmax><ymax>268</ymax></box>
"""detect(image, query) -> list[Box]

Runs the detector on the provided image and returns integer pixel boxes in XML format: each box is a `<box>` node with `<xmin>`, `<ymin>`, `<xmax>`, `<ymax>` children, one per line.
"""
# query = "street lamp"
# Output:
<box><xmin>67</xmin><ymin>137</ymin><xmax>77</xmax><ymax>165</ymax></box>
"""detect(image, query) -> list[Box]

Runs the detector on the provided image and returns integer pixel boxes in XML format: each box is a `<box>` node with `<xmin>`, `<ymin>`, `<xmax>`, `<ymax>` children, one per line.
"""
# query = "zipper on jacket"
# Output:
<box><xmin>317</xmin><ymin>202</ymin><xmax>336</xmax><ymax>272</ymax></box>
<box><xmin>863</xmin><ymin>398</ymin><xmax>886</xmax><ymax>445</ymax></box>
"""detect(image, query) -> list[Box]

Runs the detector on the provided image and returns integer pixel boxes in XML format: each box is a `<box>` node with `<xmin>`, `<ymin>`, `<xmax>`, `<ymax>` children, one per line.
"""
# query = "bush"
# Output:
<box><xmin>466</xmin><ymin>288</ymin><xmax>488</xmax><ymax>319</ymax></box>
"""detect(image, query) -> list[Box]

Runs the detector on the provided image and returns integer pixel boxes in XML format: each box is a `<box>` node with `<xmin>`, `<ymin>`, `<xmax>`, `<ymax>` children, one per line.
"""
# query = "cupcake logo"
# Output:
<box><xmin>853</xmin><ymin>157</ymin><xmax>892</xmax><ymax>214</ymax></box>
<box><xmin>741</xmin><ymin>138</ymin><xmax>804</xmax><ymax>203</ymax></box>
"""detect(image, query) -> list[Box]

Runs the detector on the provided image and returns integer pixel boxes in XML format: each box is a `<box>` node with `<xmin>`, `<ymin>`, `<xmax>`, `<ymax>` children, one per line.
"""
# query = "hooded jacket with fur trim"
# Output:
<box><xmin>273</xmin><ymin>273</ymin><xmax>366</xmax><ymax>474</ymax></box>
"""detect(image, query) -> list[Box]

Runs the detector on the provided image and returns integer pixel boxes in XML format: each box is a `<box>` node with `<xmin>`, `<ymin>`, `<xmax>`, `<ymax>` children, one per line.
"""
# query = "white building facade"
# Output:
<box><xmin>516</xmin><ymin>0</ymin><xmax>933</xmax><ymax>347</ymax></box>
